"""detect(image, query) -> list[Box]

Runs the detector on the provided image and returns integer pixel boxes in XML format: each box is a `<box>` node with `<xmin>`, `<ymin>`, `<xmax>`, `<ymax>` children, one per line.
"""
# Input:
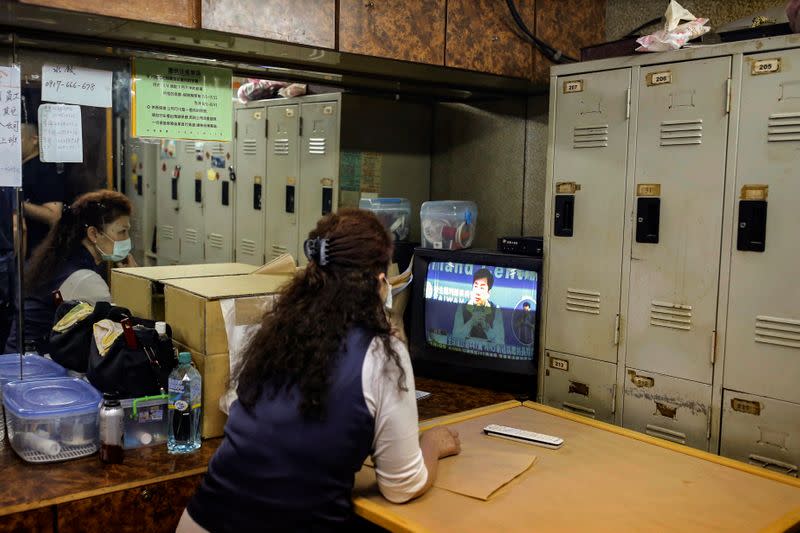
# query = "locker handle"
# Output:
<box><xmin>229</xmin><ymin>166</ymin><xmax>236</xmax><ymax>182</ymax></box>
<box><xmin>614</xmin><ymin>314</ymin><xmax>620</xmax><ymax>346</ymax></box>
<box><xmin>562</xmin><ymin>402</ymin><xmax>596</xmax><ymax>419</ymax></box>
<box><xmin>553</xmin><ymin>195</ymin><xmax>574</xmax><ymax>237</ymax></box>
<box><xmin>285</xmin><ymin>184</ymin><xmax>295</xmax><ymax>214</ymax></box>
<box><xmin>645</xmin><ymin>424</ymin><xmax>686</xmax><ymax>445</ymax></box>
<box><xmin>748</xmin><ymin>454</ymin><xmax>798</xmax><ymax>476</ymax></box>
<box><xmin>737</xmin><ymin>200</ymin><xmax>767</xmax><ymax>252</ymax></box>
<box><xmin>254</xmin><ymin>182</ymin><xmax>262</xmax><ymax>211</ymax></box>
<box><xmin>321</xmin><ymin>186</ymin><xmax>333</xmax><ymax>215</ymax></box>
<box><xmin>194</xmin><ymin>178</ymin><xmax>202</xmax><ymax>203</ymax></box>
<box><xmin>611</xmin><ymin>383</ymin><xmax>617</xmax><ymax>414</ymax></box>
<box><xmin>635</xmin><ymin>197</ymin><xmax>660</xmax><ymax>244</ymax></box>
<box><xmin>221</xmin><ymin>181</ymin><xmax>230</xmax><ymax>206</ymax></box>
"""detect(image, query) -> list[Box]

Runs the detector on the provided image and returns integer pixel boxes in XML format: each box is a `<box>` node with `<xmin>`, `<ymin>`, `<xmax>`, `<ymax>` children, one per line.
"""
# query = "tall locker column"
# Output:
<box><xmin>622</xmin><ymin>58</ymin><xmax>732</xmax><ymax>451</ymax></box>
<box><xmin>125</xmin><ymin>139</ymin><xmax>146</xmax><ymax>266</ymax></box>
<box><xmin>298</xmin><ymin>101</ymin><xmax>340</xmax><ymax>265</ymax></box>
<box><xmin>720</xmin><ymin>49</ymin><xmax>800</xmax><ymax>474</ymax></box>
<box><xmin>178</xmin><ymin>141</ymin><xmax>206</xmax><ymax>264</ymax></box>
<box><xmin>156</xmin><ymin>140</ymin><xmax>181</xmax><ymax>265</ymax></box>
<box><xmin>266</xmin><ymin>104</ymin><xmax>301</xmax><ymax>261</ymax></box>
<box><xmin>204</xmin><ymin>141</ymin><xmax>235</xmax><ymax>263</ymax></box>
<box><xmin>541</xmin><ymin>68</ymin><xmax>632</xmax><ymax>424</ymax></box>
<box><xmin>234</xmin><ymin>105</ymin><xmax>268</xmax><ymax>266</ymax></box>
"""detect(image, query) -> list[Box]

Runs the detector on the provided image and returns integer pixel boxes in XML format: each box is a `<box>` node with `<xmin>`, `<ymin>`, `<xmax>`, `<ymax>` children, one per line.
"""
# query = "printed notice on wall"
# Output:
<box><xmin>39</xmin><ymin>104</ymin><xmax>84</xmax><ymax>163</ymax></box>
<box><xmin>132</xmin><ymin>58</ymin><xmax>232</xmax><ymax>141</ymax></box>
<box><xmin>42</xmin><ymin>64</ymin><xmax>113</xmax><ymax>108</ymax></box>
<box><xmin>0</xmin><ymin>66</ymin><xmax>21</xmax><ymax>187</ymax></box>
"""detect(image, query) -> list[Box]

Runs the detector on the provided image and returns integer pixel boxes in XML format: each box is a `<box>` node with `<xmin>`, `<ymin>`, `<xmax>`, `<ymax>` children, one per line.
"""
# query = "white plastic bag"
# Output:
<box><xmin>636</xmin><ymin>1</ymin><xmax>710</xmax><ymax>52</ymax></box>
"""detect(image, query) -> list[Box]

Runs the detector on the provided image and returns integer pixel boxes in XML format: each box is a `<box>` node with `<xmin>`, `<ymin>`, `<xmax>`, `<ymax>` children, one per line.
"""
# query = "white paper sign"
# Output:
<box><xmin>38</xmin><ymin>104</ymin><xmax>83</xmax><ymax>163</ymax></box>
<box><xmin>42</xmin><ymin>64</ymin><xmax>112</xmax><ymax>108</ymax></box>
<box><xmin>0</xmin><ymin>65</ymin><xmax>21</xmax><ymax>187</ymax></box>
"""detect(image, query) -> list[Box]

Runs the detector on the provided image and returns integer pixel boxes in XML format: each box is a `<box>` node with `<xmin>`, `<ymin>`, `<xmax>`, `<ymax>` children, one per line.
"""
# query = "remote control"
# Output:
<box><xmin>483</xmin><ymin>424</ymin><xmax>564</xmax><ymax>449</ymax></box>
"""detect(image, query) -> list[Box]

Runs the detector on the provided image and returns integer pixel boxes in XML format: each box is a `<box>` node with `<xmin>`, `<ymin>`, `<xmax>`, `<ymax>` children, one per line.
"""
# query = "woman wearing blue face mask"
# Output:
<box><xmin>4</xmin><ymin>190</ymin><xmax>135</xmax><ymax>353</ymax></box>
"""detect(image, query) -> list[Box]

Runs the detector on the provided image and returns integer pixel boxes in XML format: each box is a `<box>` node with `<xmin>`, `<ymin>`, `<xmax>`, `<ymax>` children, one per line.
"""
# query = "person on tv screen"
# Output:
<box><xmin>452</xmin><ymin>268</ymin><xmax>505</xmax><ymax>343</ymax></box>
<box><xmin>513</xmin><ymin>301</ymin><xmax>536</xmax><ymax>346</ymax></box>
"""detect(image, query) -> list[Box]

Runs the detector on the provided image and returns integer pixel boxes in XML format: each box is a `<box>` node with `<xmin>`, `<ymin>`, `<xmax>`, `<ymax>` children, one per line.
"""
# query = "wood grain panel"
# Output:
<box><xmin>415</xmin><ymin>377</ymin><xmax>518</xmax><ymax>420</ymax></box>
<box><xmin>57</xmin><ymin>475</ymin><xmax>203</xmax><ymax>533</ymax></box>
<box><xmin>201</xmin><ymin>0</ymin><xmax>335</xmax><ymax>49</ymax></box>
<box><xmin>0</xmin><ymin>507</ymin><xmax>54</xmax><ymax>533</ymax></box>
<box><xmin>532</xmin><ymin>0</ymin><xmax>606</xmax><ymax>84</ymax></box>
<box><xmin>446</xmin><ymin>0</ymin><xmax>535</xmax><ymax>78</ymax></box>
<box><xmin>339</xmin><ymin>0</ymin><xmax>446</xmax><ymax>65</ymax></box>
<box><xmin>19</xmin><ymin>0</ymin><xmax>200</xmax><ymax>28</ymax></box>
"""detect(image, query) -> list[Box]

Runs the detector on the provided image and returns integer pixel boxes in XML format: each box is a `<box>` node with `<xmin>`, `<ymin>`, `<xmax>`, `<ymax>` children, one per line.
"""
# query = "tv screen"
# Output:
<box><xmin>423</xmin><ymin>261</ymin><xmax>538</xmax><ymax>361</ymax></box>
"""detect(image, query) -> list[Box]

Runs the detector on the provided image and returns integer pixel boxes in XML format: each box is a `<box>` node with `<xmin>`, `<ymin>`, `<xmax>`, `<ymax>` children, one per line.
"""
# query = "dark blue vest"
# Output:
<box><xmin>188</xmin><ymin>327</ymin><xmax>377</xmax><ymax>532</ymax></box>
<box><xmin>5</xmin><ymin>246</ymin><xmax>102</xmax><ymax>353</ymax></box>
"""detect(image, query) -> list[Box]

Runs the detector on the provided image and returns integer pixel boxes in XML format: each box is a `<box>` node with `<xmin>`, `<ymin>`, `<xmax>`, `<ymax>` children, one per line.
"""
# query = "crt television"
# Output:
<box><xmin>409</xmin><ymin>248</ymin><xmax>542</xmax><ymax>394</ymax></box>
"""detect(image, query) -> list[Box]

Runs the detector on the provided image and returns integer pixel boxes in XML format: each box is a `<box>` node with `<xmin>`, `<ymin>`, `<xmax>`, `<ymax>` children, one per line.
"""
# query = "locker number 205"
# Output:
<box><xmin>549</xmin><ymin>357</ymin><xmax>569</xmax><ymax>371</ymax></box>
<box><xmin>751</xmin><ymin>58</ymin><xmax>781</xmax><ymax>75</ymax></box>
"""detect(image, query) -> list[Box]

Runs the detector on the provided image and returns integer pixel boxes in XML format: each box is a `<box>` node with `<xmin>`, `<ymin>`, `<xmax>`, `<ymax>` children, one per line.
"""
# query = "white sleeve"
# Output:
<box><xmin>362</xmin><ymin>336</ymin><xmax>428</xmax><ymax>504</ymax></box>
<box><xmin>58</xmin><ymin>270</ymin><xmax>111</xmax><ymax>305</ymax></box>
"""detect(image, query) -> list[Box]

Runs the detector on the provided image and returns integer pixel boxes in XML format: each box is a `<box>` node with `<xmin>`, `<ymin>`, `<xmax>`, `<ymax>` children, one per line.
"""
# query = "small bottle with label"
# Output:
<box><xmin>99</xmin><ymin>393</ymin><xmax>124</xmax><ymax>464</ymax></box>
<box><xmin>167</xmin><ymin>352</ymin><xmax>202</xmax><ymax>454</ymax></box>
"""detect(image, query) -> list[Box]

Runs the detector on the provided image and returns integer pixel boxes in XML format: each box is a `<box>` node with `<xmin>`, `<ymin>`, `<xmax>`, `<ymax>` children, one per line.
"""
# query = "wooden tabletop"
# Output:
<box><xmin>0</xmin><ymin>376</ymin><xmax>511</xmax><ymax>517</ymax></box>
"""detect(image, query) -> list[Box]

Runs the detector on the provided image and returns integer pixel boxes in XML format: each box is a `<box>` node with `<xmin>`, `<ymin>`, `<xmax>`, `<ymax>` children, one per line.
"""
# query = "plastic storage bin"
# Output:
<box><xmin>420</xmin><ymin>200</ymin><xmax>477</xmax><ymax>250</ymax></box>
<box><xmin>121</xmin><ymin>394</ymin><xmax>169</xmax><ymax>450</ymax></box>
<box><xmin>0</xmin><ymin>354</ymin><xmax>67</xmax><ymax>441</ymax></box>
<box><xmin>359</xmin><ymin>198</ymin><xmax>411</xmax><ymax>241</ymax></box>
<box><xmin>3</xmin><ymin>377</ymin><xmax>102</xmax><ymax>463</ymax></box>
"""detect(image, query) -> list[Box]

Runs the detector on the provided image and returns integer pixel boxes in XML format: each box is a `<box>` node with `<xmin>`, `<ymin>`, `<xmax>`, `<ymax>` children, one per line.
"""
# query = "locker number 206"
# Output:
<box><xmin>647</xmin><ymin>71</ymin><xmax>672</xmax><ymax>86</ymax></box>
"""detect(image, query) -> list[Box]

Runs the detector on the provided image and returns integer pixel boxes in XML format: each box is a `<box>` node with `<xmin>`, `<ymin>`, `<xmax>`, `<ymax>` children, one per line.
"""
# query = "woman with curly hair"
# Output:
<box><xmin>179</xmin><ymin>208</ymin><xmax>461</xmax><ymax>532</ymax></box>
<box><xmin>5</xmin><ymin>189</ymin><xmax>135</xmax><ymax>353</ymax></box>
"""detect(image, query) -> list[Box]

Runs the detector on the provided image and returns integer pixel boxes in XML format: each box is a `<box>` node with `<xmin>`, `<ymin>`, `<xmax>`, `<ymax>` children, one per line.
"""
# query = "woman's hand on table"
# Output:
<box><xmin>422</xmin><ymin>427</ymin><xmax>461</xmax><ymax>459</ymax></box>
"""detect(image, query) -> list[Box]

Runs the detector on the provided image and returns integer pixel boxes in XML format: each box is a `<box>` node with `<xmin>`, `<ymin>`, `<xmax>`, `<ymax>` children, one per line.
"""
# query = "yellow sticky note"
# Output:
<box><xmin>207</xmin><ymin>168</ymin><xmax>217</xmax><ymax>181</ymax></box>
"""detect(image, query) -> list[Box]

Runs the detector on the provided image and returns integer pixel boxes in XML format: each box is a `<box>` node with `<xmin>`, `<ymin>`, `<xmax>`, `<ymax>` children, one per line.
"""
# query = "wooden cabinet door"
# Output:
<box><xmin>339</xmin><ymin>0</ymin><xmax>446</xmax><ymax>65</ymax></box>
<box><xmin>57</xmin><ymin>475</ymin><xmax>204</xmax><ymax>533</ymax></box>
<box><xmin>202</xmin><ymin>0</ymin><xmax>335</xmax><ymax>49</ymax></box>
<box><xmin>0</xmin><ymin>507</ymin><xmax>54</xmax><ymax>533</ymax></box>
<box><xmin>19</xmin><ymin>0</ymin><xmax>200</xmax><ymax>28</ymax></box>
<box><xmin>446</xmin><ymin>0</ymin><xmax>535</xmax><ymax>78</ymax></box>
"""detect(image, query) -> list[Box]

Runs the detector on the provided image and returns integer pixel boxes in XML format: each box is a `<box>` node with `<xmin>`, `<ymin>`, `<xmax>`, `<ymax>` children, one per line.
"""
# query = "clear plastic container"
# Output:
<box><xmin>2</xmin><ymin>377</ymin><xmax>102</xmax><ymax>463</ymax></box>
<box><xmin>420</xmin><ymin>200</ymin><xmax>477</xmax><ymax>250</ymax></box>
<box><xmin>359</xmin><ymin>197</ymin><xmax>411</xmax><ymax>241</ymax></box>
<box><xmin>0</xmin><ymin>354</ymin><xmax>67</xmax><ymax>441</ymax></box>
<box><xmin>121</xmin><ymin>394</ymin><xmax>169</xmax><ymax>450</ymax></box>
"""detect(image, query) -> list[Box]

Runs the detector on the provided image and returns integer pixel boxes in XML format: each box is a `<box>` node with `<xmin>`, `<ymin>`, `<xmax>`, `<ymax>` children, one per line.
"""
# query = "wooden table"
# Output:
<box><xmin>353</xmin><ymin>401</ymin><xmax>800</xmax><ymax>533</ymax></box>
<box><xmin>0</xmin><ymin>377</ymin><xmax>509</xmax><ymax>532</ymax></box>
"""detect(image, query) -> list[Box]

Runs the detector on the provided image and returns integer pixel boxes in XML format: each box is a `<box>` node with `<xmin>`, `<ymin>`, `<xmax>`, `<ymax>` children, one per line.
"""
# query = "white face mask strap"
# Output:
<box><xmin>384</xmin><ymin>277</ymin><xmax>393</xmax><ymax>311</ymax></box>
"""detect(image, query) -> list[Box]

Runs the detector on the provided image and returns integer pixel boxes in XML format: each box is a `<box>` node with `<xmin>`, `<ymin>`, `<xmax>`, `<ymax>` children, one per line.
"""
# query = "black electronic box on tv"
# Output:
<box><xmin>497</xmin><ymin>236</ymin><xmax>543</xmax><ymax>257</ymax></box>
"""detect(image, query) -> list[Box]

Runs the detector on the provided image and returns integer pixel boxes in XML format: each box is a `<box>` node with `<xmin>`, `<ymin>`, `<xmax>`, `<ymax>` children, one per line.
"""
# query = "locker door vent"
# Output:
<box><xmin>184</xmin><ymin>228</ymin><xmax>199</xmax><ymax>244</ymax></box>
<box><xmin>660</xmin><ymin>119</ymin><xmax>703</xmax><ymax>146</ymax></box>
<box><xmin>160</xmin><ymin>225</ymin><xmax>175</xmax><ymax>241</ymax></box>
<box><xmin>650</xmin><ymin>301</ymin><xmax>692</xmax><ymax>331</ymax></box>
<box><xmin>242</xmin><ymin>139</ymin><xmax>258</xmax><ymax>155</ymax></box>
<box><xmin>273</xmin><ymin>139</ymin><xmax>290</xmax><ymax>155</ymax></box>
<box><xmin>755</xmin><ymin>315</ymin><xmax>800</xmax><ymax>349</ymax></box>
<box><xmin>271</xmin><ymin>244</ymin><xmax>289</xmax><ymax>259</ymax></box>
<box><xmin>211</xmin><ymin>144</ymin><xmax>225</xmax><ymax>155</ymax></box>
<box><xmin>239</xmin><ymin>239</ymin><xmax>257</xmax><ymax>256</ymax></box>
<box><xmin>185</xmin><ymin>143</ymin><xmax>196</xmax><ymax>154</ymax></box>
<box><xmin>566</xmin><ymin>288</ymin><xmax>600</xmax><ymax>315</ymax></box>
<box><xmin>208</xmin><ymin>233</ymin><xmax>224</xmax><ymax>250</ymax></box>
<box><xmin>309</xmin><ymin>138</ymin><xmax>327</xmax><ymax>155</ymax></box>
<box><xmin>572</xmin><ymin>125</ymin><xmax>609</xmax><ymax>149</ymax></box>
<box><xmin>767</xmin><ymin>113</ymin><xmax>800</xmax><ymax>143</ymax></box>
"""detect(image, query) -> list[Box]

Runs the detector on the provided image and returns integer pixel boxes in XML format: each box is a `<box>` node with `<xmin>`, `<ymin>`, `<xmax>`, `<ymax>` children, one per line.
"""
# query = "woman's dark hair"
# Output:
<box><xmin>25</xmin><ymin>189</ymin><xmax>131</xmax><ymax>291</ymax></box>
<box><xmin>235</xmin><ymin>208</ymin><xmax>404</xmax><ymax>418</ymax></box>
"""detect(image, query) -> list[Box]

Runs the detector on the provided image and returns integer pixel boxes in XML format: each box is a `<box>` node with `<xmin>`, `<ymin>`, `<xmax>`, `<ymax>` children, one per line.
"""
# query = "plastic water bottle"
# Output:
<box><xmin>167</xmin><ymin>352</ymin><xmax>202</xmax><ymax>454</ymax></box>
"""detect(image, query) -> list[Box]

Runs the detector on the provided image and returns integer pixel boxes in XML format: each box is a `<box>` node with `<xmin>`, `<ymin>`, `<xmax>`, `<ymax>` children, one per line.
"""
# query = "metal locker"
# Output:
<box><xmin>298</xmin><ymin>101</ymin><xmax>340</xmax><ymax>265</ymax></box>
<box><xmin>542</xmin><ymin>351</ymin><xmax>617</xmax><ymax>424</ymax></box>
<box><xmin>203</xmin><ymin>141</ymin><xmax>235</xmax><ymax>263</ymax></box>
<box><xmin>723</xmin><ymin>49</ymin><xmax>800</xmax><ymax>404</ymax></box>
<box><xmin>625</xmin><ymin>58</ymin><xmax>731</xmax><ymax>384</ymax></box>
<box><xmin>545</xmin><ymin>68</ymin><xmax>631</xmax><ymax>364</ymax></box>
<box><xmin>124</xmin><ymin>138</ymin><xmax>158</xmax><ymax>266</ymax></box>
<box><xmin>622</xmin><ymin>368</ymin><xmax>712</xmax><ymax>450</ymax></box>
<box><xmin>178</xmin><ymin>141</ymin><xmax>205</xmax><ymax>264</ymax></box>
<box><xmin>265</xmin><ymin>104</ymin><xmax>300</xmax><ymax>261</ymax></box>
<box><xmin>156</xmin><ymin>139</ymin><xmax>181</xmax><ymax>265</ymax></box>
<box><xmin>720</xmin><ymin>390</ymin><xmax>800</xmax><ymax>477</ymax></box>
<box><xmin>234</xmin><ymin>106</ymin><xmax>267</xmax><ymax>266</ymax></box>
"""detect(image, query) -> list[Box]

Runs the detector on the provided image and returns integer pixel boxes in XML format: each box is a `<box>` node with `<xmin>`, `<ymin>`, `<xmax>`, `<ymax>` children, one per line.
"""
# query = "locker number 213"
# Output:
<box><xmin>549</xmin><ymin>357</ymin><xmax>569</xmax><ymax>371</ymax></box>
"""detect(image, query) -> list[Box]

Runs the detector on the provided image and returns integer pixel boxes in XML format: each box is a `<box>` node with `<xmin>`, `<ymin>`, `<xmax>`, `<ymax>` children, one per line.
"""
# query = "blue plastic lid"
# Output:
<box><xmin>2</xmin><ymin>377</ymin><xmax>102</xmax><ymax>419</ymax></box>
<box><xmin>359</xmin><ymin>197</ymin><xmax>409</xmax><ymax>208</ymax></box>
<box><xmin>0</xmin><ymin>354</ymin><xmax>67</xmax><ymax>392</ymax></box>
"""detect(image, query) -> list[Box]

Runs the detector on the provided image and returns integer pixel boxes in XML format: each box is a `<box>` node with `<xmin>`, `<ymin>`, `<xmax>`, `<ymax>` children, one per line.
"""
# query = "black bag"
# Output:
<box><xmin>87</xmin><ymin>316</ymin><xmax>176</xmax><ymax>397</ymax></box>
<box><xmin>48</xmin><ymin>299</ymin><xmax>130</xmax><ymax>372</ymax></box>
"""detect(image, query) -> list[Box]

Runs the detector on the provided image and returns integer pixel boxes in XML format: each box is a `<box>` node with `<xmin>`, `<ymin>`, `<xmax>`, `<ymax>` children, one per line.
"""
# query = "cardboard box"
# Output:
<box><xmin>164</xmin><ymin>274</ymin><xmax>291</xmax><ymax>354</ymax></box>
<box><xmin>175</xmin><ymin>342</ymin><xmax>229</xmax><ymax>439</ymax></box>
<box><xmin>110</xmin><ymin>263</ymin><xmax>257</xmax><ymax>321</ymax></box>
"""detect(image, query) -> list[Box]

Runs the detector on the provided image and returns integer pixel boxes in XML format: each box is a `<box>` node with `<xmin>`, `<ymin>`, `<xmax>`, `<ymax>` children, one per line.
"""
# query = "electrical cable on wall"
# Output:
<box><xmin>505</xmin><ymin>0</ymin><xmax>578</xmax><ymax>64</ymax></box>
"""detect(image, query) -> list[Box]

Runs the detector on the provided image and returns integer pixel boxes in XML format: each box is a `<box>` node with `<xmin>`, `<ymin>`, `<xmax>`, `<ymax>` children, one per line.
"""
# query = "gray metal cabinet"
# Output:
<box><xmin>720</xmin><ymin>390</ymin><xmax>800</xmax><ymax>477</ymax></box>
<box><xmin>156</xmin><ymin>140</ymin><xmax>181</xmax><ymax>266</ymax></box>
<box><xmin>622</xmin><ymin>368</ymin><xmax>712</xmax><ymax>450</ymax></box>
<box><xmin>542</xmin><ymin>351</ymin><xmax>617</xmax><ymax>423</ymax></box>
<box><xmin>233</xmin><ymin>106</ymin><xmax>267</xmax><ymax>265</ymax></box>
<box><xmin>203</xmin><ymin>141</ymin><xmax>235</xmax><ymax>263</ymax></box>
<box><xmin>265</xmin><ymin>104</ymin><xmax>301</xmax><ymax>261</ymax></box>
<box><xmin>625</xmin><ymin>58</ymin><xmax>731</xmax><ymax>385</ymax></box>
<box><xmin>178</xmin><ymin>142</ymin><xmax>205</xmax><ymax>264</ymax></box>
<box><xmin>723</xmin><ymin>48</ymin><xmax>800</xmax><ymax>404</ymax></box>
<box><xmin>544</xmin><ymin>68</ymin><xmax>632</xmax><ymax>364</ymax></box>
<box><xmin>125</xmin><ymin>139</ymin><xmax>158</xmax><ymax>266</ymax></box>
